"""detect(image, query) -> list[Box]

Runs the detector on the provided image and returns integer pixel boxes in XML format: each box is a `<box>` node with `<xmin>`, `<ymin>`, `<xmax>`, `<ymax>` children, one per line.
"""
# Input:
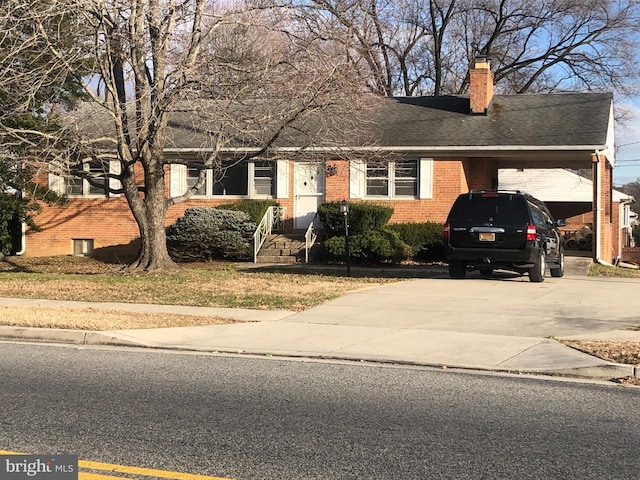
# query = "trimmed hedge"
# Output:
<box><xmin>388</xmin><ymin>222</ymin><xmax>445</xmax><ymax>261</ymax></box>
<box><xmin>317</xmin><ymin>201</ymin><xmax>394</xmax><ymax>236</ymax></box>
<box><xmin>318</xmin><ymin>201</ymin><xmax>411</xmax><ymax>263</ymax></box>
<box><xmin>324</xmin><ymin>229</ymin><xmax>412</xmax><ymax>263</ymax></box>
<box><xmin>216</xmin><ymin>199</ymin><xmax>279</xmax><ymax>224</ymax></box>
<box><xmin>166</xmin><ymin>207</ymin><xmax>257</xmax><ymax>262</ymax></box>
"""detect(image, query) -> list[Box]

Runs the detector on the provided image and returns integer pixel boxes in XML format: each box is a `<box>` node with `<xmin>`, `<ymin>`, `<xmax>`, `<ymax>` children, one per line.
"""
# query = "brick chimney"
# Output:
<box><xmin>469</xmin><ymin>56</ymin><xmax>494</xmax><ymax>115</ymax></box>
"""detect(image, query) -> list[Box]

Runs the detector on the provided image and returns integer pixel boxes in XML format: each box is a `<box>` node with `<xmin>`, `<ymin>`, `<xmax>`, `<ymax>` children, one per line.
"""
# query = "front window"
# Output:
<box><xmin>67</xmin><ymin>161</ymin><xmax>108</xmax><ymax>196</ymax></box>
<box><xmin>87</xmin><ymin>161</ymin><xmax>108</xmax><ymax>195</ymax></box>
<box><xmin>213</xmin><ymin>161</ymin><xmax>248</xmax><ymax>196</ymax></box>
<box><xmin>253</xmin><ymin>160</ymin><xmax>276</xmax><ymax>196</ymax></box>
<box><xmin>366</xmin><ymin>160</ymin><xmax>417</xmax><ymax>198</ymax></box>
<box><xmin>187</xmin><ymin>167</ymin><xmax>207</xmax><ymax>196</ymax></box>
<box><xmin>182</xmin><ymin>160</ymin><xmax>275</xmax><ymax>198</ymax></box>
<box><xmin>66</xmin><ymin>176</ymin><xmax>83</xmax><ymax>196</ymax></box>
<box><xmin>394</xmin><ymin>160</ymin><xmax>418</xmax><ymax>197</ymax></box>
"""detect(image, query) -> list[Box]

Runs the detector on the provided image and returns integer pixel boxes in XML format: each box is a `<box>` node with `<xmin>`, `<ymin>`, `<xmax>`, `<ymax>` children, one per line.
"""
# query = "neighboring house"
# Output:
<box><xmin>499</xmin><ymin>168</ymin><xmax>634</xmax><ymax>262</ymax></box>
<box><xmin>22</xmin><ymin>57</ymin><xmax>617</xmax><ymax>263</ymax></box>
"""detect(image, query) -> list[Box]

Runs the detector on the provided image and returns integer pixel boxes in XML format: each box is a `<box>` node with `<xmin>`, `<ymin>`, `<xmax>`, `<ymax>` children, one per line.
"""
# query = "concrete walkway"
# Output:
<box><xmin>1</xmin><ymin>256</ymin><xmax>639</xmax><ymax>382</ymax></box>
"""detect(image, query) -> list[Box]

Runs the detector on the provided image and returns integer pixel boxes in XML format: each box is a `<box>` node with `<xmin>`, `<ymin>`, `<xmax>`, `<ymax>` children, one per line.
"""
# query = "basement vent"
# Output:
<box><xmin>72</xmin><ymin>238</ymin><xmax>94</xmax><ymax>257</ymax></box>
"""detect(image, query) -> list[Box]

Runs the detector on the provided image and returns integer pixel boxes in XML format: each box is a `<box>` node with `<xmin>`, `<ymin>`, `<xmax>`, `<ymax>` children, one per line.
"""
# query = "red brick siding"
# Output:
<box><xmin>622</xmin><ymin>247</ymin><xmax>640</xmax><ymax>265</ymax></box>
<box><xmin>354</xmin><ymin>158</ymin><xmax>496</xmax><ymax>224</ymax></box>
<box><xmin>325</xmin><ymin>159</ymin><xmax>350</xmax><ymax>202</ymax></box>
<box><xmin>24</xmin><ymin>156</ymin><xmax>499</xmax><ymax>256</ymax></box>
<box><xmin>26</xmin><ymin>197</ymin><xmax>139</xmax><ymax>257</ymax></box>
<box><xmin>592</xmin><ymin>153</ymin><xmax>614</xmax><ymax>262</ymax></box>
<box><xmin>466</xmin><ymin>158</ymin><xmax>498</xmax><ymax>191</ymax></box>
<box><xmin>26</xmin><ymin>160</ymin><xmax>296</xmax><ymax>257</ymax></box>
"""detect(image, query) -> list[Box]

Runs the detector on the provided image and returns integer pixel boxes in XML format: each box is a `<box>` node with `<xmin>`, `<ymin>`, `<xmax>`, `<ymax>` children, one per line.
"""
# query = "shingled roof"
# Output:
<box><xmin>69</xmin><ymin>92</ymin><xmax>613</xmax><ymax>157</ymax></box>
<box><xmin>372</xmin><ymin>92</ymin><xmax>613</xmax><ymax>149</ymax></box>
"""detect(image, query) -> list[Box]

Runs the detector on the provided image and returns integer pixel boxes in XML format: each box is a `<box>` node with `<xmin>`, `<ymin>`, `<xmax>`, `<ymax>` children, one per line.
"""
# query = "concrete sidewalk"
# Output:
<box><xmin>1</xmin><ymin>257</ymin><xmax>639</xmax><ymax>382</ymax></box>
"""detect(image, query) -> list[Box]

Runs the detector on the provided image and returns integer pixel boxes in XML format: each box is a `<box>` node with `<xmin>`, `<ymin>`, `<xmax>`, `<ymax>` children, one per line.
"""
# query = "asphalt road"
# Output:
<box><xmin>1</xmin><ymin>343</ymin><xmax>639</xmax><ymax>480</ymax></box>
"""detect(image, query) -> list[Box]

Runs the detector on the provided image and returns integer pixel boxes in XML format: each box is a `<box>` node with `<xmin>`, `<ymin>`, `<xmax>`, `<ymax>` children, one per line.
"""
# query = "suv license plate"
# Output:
<box><xmin>479</xmin><ymin>232</ymin><xmax>495</xmax><ymax>242</ymax></box>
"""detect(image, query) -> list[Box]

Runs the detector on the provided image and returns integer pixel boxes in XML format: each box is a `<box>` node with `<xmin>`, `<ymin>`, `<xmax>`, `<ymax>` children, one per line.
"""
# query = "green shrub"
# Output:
<box><xmin>217</xmin><ymin>199</ymin><xmax>279</xmax><ymax>224</ymax></box>
<box><xmin>388</xmin><ymin>222</ymin><xmax>445</xmax><ymax>261</ymax></box>
<box><xmin>317</xmin><ymin>201</ymin><xmax>394</xmax><ymax>236</ymax></box>
<box><xmin>166</xmin><ymin>207</ymin><xmax>257</xmax><ymax>262</ymax></box>
<box><xmin>324</xmin><ymin>229</ymin><xmax>412</xmax><ymax>263</ymax></box>
<box><xmin>633</xmin><ymin>224</ymin><xmax>640</xmax><ymax>246</ymax></box>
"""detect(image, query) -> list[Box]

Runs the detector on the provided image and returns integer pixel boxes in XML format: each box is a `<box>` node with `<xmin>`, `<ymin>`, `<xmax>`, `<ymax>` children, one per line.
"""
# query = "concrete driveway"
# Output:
<box><xmin>285</xmin><ymin>271</ymin><xmax>640</xmax><ymax>339</ymax></box>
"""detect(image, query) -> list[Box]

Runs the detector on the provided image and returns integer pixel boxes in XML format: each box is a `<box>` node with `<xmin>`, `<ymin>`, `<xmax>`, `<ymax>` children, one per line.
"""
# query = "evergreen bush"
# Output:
<box><xmin>317</xmin><ymin>201</ymin><xmax>393</xmax><ymax>236</ymax></box>
<box><xmin>319</xmin><ymin>201</ymin><xmax>411</xmax><ymax>263</ymax></box>
<box><xmin>324</xmin><ymin>229</ymin><xmax>412</xmax><ymax>263</ymax></box>
<box><xmin>216</xmin><ymin>199</ymin><xmax>279</xmax><ymax>224</ymax></box>
<box><xmin>633</xmin><ymin>224</ymin><xmax>640</xmax><ymax>246</ymax></box>
<box><xmin>166</xmin><ymin>207</ymin><xmax>257</xmax><ymax>262</ymax></box>
<box><xmin>388</xmin><ymin>222</ymin><xmax>445</xmax><ymax>261</ymax></box>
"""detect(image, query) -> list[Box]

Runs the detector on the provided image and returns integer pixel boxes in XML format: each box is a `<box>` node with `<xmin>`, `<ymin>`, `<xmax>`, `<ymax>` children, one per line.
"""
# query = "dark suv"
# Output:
<box><xmin>443</xmin><ymin>190</ymin><xmax>565</xmax><ymax>282</ymax></box>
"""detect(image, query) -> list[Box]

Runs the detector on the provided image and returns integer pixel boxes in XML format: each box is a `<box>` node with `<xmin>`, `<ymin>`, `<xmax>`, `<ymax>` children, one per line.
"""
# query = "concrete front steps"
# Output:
<box><xmin>255</xmin><ymin>233</ymin><xmax>309</xmax><ymax>264</ymax></box>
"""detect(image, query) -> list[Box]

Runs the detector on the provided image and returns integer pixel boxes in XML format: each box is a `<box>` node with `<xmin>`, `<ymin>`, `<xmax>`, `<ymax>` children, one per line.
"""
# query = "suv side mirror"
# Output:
<box><xmin>555</xmin><ymin>219</ymin><xmax>567</xmax><ymax>227</ymax></box>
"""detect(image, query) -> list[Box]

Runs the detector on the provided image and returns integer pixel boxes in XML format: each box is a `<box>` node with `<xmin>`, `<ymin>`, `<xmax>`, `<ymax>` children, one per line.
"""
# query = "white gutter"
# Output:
<box><xmin>160</xmin><ymin>145</ymin><xmax>609</xmax><ymax>154</ymax></box>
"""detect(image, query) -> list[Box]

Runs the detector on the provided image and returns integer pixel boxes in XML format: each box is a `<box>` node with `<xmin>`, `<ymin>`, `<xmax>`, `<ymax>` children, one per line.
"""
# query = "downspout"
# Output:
<box><xmin>15</xmin><ymin>222</ymin><xmax>26</xmax><ymax>255</ymax></box>
<box><xmin>13</xmin><ymin>189</ymin><xmax>26</xmax><ymax>256</ymax></box>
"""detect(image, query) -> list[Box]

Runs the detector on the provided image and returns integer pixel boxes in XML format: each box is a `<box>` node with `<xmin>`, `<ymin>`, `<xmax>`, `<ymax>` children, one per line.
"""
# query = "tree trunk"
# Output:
<box><xmin>124</xmin><ymin>162</ymin><xmax>178</xmax><ymax>274</ymax></box>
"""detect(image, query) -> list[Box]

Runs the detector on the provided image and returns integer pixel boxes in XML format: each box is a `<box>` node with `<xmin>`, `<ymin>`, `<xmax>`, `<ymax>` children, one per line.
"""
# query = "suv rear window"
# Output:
<box><xmin>448</xmin><ymin>194</ymin><xmax>529</xmax><ymax>224</ymax></box>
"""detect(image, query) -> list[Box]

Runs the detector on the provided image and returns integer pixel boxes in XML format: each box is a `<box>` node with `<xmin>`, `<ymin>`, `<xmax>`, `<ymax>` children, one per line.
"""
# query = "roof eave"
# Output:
<box><xmin>163</xmin><ymin>144</ymin><xmax>609</xmax><ymax>154</ymax></box>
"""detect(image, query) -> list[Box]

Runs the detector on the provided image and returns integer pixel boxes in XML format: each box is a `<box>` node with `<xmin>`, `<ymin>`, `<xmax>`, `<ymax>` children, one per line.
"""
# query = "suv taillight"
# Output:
<box><xmin>443</xmin><ymin>223</ymin><xmax>450</xmax><ymax>238</ymax></box>
<box><xmin>526</xmin><ymin>224</ymin><xmax>537</xmax><ymax>241</ymax></box>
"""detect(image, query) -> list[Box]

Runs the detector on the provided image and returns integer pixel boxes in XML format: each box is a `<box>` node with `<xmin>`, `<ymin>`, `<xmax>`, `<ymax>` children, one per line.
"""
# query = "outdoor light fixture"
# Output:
<box><xmin>340</xmin><ymin>200</ymin><xmax>351</xmax><ymax>276</ymax></box>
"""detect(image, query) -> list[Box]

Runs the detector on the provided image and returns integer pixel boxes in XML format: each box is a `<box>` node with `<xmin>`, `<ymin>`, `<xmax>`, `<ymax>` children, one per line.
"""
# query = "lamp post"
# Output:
<box><xmin>340</xmin><ymin>199</ymin><xmax>351</xmax><ymax>277</ymax></box>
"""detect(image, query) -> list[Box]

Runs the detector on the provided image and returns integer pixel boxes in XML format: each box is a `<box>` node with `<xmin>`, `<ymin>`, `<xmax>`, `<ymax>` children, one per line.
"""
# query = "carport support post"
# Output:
<box><xmin>340</xmin><ymin>200</ymin><xmax>351</xmax><ymax>277</ymax></box>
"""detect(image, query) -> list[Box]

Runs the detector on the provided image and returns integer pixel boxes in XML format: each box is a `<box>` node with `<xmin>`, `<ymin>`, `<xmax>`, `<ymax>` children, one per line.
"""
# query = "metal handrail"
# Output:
<box><xmin>253</xmin><ymin>206</ymin><xmax>286</xmax><ymax>263</ymax></box>
<box><xmin>304</xmin><ymin>219</ymin><xmax>318</xmax><ymax>264</ymax></box>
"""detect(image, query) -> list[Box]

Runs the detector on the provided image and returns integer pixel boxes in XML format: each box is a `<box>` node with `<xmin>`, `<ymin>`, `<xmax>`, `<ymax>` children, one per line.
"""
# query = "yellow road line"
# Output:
<box><xmin>78</xmin><ymin>459</ymin><xmax>234</xmax><ymax>480</ymax></box>
<box><xmin>1</xmin><ymin>451</ymin><xmax>235</xmax><ymax>480</ymax></box>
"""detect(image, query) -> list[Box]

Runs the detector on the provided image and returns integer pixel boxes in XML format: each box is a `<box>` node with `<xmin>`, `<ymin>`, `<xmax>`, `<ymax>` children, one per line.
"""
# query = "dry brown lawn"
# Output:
<box><xmin>0</xmin><ymin>305</ymin><xmax>236</xmax><ymax>330</ymax></box>
<box><xmin>0</xmin><ymin>255</ymin><xmax>394</xmax><ymax>329</ymax></box>
<box><xmin>0</xmin><ymin>256</ymin><xmax>393</xmax><ymax>311</ymax></box>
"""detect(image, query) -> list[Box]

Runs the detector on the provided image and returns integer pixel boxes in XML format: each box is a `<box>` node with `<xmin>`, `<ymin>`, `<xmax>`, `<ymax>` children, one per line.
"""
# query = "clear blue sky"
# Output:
<box><xmin>614</xmin><ymin>98</ymin><xmax>640</xmax><ymax>186</ymax></box>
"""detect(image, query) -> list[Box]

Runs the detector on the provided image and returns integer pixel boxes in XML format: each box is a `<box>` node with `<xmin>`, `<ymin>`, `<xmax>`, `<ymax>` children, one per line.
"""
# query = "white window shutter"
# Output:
<box><xmin>349</xmin><ymin>159</ymin><xmax>366</xmax><ymax>199</ymax></box>
<box><xmin>276</xmin><ymin>159</ymin><xmax>289</xmax><ymax>199</ymax></box>
<box><xmin>170</xmin><ymin>164</ymin><xmax>187</xmax><ymax>196</ymax></box>
<box><xmin>48</xmin><ymin>164</ymin><xmax>65</xmax><ymax>194</ymax></box>
<box><xmin>108</xmin><ymin>160</ymin><xmax>122</xmax><ymax>197</ymax></box>
<box><xmin>419</xmin><ymin>158</ymin><xmax>433</xmax><ymax>199</ymax></box>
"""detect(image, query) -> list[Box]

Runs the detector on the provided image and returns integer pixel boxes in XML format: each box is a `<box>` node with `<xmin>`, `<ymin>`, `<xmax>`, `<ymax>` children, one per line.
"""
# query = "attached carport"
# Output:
<box><xmin>492</xmin><ymin>146</ymin><xmax>615</xmax><ymax>264</ymax></box>
<box><xmin>378</xmin><ymin>58</ymin><xmax>616</xmax><ymax>264</ymax></box>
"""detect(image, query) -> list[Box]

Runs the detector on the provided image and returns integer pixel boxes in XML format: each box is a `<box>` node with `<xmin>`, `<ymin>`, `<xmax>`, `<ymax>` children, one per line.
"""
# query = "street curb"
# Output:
<box><xmin>0</xmin><ymin>326</ymin><xmax>88</xmax><ymax>345</ymax></box>
<box><xmin>1</xmin><ymin>326</ymin><xmax>637</xmax><ymax>383</ymax></box>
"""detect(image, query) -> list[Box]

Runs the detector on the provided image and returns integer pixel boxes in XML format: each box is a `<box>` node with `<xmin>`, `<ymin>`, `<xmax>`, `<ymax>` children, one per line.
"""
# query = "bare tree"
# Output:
<box><xmin>2</xmin><ymin>0</ymin><xmax>373</xmax><ymax>272</ymax></box>
<box><xmin>301</xmin><ymin>0</ymin><xmax>640</xmax><ymax>96</ymax></box>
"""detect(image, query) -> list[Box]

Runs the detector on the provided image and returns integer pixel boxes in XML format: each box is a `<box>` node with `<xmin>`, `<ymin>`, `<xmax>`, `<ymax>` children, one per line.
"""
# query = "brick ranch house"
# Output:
<box><xmin>17</xmin><ymin>58</ymin><xmax>617</xmax><ymax>264</ymax></box>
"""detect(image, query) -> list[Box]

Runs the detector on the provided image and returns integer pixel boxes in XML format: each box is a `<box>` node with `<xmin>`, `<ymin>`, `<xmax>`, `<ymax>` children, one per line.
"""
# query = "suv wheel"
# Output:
<box><xmin>529</xmin><ymin>250</ymin><xmax>546</xmax><ymax>283</ymax></box>
<box><xmin>550</xmin><ymin>249</ymin><xmax>565</xmax><ymax>278</ymax></box>
<box><xmin>449</xmin><ymin>259</ymin><xmax>467</xmax><ymax>279</ymax></box>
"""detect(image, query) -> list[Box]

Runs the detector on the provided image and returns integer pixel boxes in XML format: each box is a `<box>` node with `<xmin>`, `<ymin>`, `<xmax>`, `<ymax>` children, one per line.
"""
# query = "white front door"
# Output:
<box><xmin>294</xmin><ymin>162</ymin><xmax>325</xmax><ymax>230</ymax></box>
